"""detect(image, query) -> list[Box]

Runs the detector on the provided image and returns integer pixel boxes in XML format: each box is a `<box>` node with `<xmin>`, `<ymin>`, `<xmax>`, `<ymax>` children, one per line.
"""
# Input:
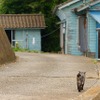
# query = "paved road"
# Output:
<box><xmin>0</xmin><ymin>52</ymin><xmax>98</xmax><ymax>100</ymax></box>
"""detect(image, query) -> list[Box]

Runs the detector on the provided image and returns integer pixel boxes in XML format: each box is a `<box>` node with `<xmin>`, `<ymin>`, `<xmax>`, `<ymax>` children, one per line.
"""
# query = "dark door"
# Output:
<box><xmin>5</xmin><ymin>30</ymin><xmax>11</xmax><ymax>43</ymax></box>
<box><xmin>98</xmin><ymin>31</ymin><xmax>100</xmax><ymax>58</ymax></box>
<box><xmin>79</xmin><ymin>16</ymin><xmax>87</xmax><ymax>52</ymax></box>
<box><xmin>63</xmin><ymin>34</ymin><xmax>65</xmax><ymax>54</ymax></box>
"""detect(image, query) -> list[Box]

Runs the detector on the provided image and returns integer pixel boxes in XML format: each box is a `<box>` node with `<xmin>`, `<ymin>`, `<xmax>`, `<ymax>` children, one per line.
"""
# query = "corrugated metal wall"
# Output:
<box><xmin>15</xmin><ymin>29</ymin><xmax>41</xmax><ymax>51</ymax></box>
<box><xmin>0</xmin><ymin>27</ymin><xmax>16</xmax><ymax>65</ymax></box>
<box><xmin>87</xmin><ymin>12</ymin><xmax>97</xmax><ymax>53</ymax></box>
<box><xmin>63</xmin><ymin>1</ymin><xmax>83</xmax><ymax>55</ymax></box>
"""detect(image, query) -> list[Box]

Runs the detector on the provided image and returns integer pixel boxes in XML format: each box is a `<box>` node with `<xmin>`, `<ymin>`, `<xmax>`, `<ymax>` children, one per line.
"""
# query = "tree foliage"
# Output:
<box><xmin>0</xmin><ymin>0</ymin><xmax>67</xmax><ymax>52</ymax></box>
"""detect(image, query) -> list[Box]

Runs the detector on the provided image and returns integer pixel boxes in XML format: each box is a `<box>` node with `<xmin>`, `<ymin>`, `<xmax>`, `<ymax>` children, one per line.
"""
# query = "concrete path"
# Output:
<box><xmin>0</xmin><ymin>52</ymin><xmax>99</xmax><ymax>100</ymax></box>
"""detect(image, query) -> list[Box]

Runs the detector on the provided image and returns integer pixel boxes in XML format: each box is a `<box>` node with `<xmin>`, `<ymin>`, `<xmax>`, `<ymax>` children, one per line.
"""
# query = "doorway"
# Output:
<box><xmin>5</xmin><ymin>30</ymin><xmax>11</xmax><ymax>43</ymax></box>
<box><xmin>63</xmin><ymin>34</ymin><xmax>65</xmax><ymax>54</ymax></box>
<box><xmin>98</xmin><ymin>31</ymin><xmax>100</xmax><ymax>58</ymax></box>
<box><xmin>79</xmin><ymin>16</ymin><xmax>87</xmax><ymax>53</ymax></box>
<box><xmin>5</xmin><ymin>30</ymin><xmax>15</xmax><ymax>46</ymax></box>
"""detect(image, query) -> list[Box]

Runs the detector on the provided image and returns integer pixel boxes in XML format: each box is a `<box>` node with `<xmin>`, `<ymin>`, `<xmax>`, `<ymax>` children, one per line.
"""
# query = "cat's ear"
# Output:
<box><xmin>79</xmin><ymin>71</ymin><xmax>81</xmax><ymax>73</ymax></box>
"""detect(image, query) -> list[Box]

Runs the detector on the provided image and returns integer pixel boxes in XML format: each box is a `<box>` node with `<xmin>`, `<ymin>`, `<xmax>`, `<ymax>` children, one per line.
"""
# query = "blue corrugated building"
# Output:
<box><xmin>0</xmin><ymin>14</ymin><xmax>46</xmax><ymax>51</ymax></box>
<box><xmin>54</xmin><ymin>0</ymin><xmax>100</xmax><ymax>58</ymax></box>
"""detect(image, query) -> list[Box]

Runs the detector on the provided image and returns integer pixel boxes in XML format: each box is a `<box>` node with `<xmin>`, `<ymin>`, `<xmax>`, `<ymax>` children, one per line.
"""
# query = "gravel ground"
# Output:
<box><xmin>0</xmin><ymin>52</ymin><xmax>99</xmax><ymax>100</ymax></box>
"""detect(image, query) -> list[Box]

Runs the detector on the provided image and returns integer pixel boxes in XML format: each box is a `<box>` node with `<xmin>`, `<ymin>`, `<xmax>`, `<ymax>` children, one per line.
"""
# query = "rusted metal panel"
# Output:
<box><xmin>79</xmin><ymin>16</ymin><xmax>88</xmax><ymax>52</ymax></box>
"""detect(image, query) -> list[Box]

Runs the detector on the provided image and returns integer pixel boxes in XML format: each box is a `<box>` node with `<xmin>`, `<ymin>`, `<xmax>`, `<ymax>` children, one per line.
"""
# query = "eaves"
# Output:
<box><xmin>53</xmin><ymin>0</ymin><xmax>80</xmax><ymax>14</ymax></box>
<box><xmin>77</xmin><ymin>0</ymin><xmax>100</xmax><ymax>12</ymax></box>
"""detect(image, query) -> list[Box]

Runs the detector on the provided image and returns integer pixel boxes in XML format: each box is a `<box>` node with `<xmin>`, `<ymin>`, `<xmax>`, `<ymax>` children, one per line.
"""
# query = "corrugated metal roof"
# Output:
<box><xmin>0</xmin><ymin>14</ymin><xmax>46</xmax><ymax>29</ymax></box>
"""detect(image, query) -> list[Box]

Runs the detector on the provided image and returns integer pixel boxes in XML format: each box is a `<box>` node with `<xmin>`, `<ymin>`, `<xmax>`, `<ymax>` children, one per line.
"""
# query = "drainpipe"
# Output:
<box><xmin>62</xmin><ymin>20</ymin><xmax>67</xmax><ymax>54</ymax></box>
<box><xmin>96</xmin><ymin>31</ymin><xmax>98</xmax><ymax>58</ymax></box>
<box><xmin>26</xmin><ymin>31</ymin><xmax>28</xmax><ymax>49</ymax></box>
<box><xmin>77</xmin><ymin>16</ymin><xmax>80</xmax><ymax>49</ymax></box>
<box><xmin>57</xmin><ymin>20</ymin><xmax>66</xmax><ymax>54</ymax></box>
<box><xmin>11</xmin><ymin>30</ymin><xmax>13</xmax><ymax>46</ymax></box>
<box><xmin>60</xmin><ymin>23</ymin><xmax>64</xmax><ymax>53</ymax></box>
<box><xmin>59</xmin><ymin>9</ymin><xmax>68</xmax><ymax>54</ymax></box>
<box><xmin>86</xmin><ymin>12</ymin><xmax>90</xmax><ymax>54</ymax></box>
<box><xmin>65</xmin><ymin>18</ymin><xmax>68</xmax><ymax>54</ymax></box>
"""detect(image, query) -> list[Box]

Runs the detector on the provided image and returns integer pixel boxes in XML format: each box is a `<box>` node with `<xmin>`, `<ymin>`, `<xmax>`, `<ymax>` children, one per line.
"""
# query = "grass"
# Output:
<box><xmin>12</xmin><ymin>47</ymin><xmax>40</xmax><ymax>53</ymax></box>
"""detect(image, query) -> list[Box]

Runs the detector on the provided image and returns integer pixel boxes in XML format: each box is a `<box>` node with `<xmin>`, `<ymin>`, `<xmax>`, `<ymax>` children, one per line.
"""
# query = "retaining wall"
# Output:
<box><xmin>0</xmin><ymin>27</ymin><xmax>16</xmax><ymax>64</ymax></box>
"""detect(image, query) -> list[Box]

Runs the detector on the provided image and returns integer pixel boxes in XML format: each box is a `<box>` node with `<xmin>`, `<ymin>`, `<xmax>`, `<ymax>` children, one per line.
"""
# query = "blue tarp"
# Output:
<box><xmin>97</xmin><ymin>23</ymin><xmax>100</xmax><ymax>28</ymax></box>
<box><xmin>89</xmin><ymin>11</ymin><xmax>100</xmax><ymax>24</ymax></box>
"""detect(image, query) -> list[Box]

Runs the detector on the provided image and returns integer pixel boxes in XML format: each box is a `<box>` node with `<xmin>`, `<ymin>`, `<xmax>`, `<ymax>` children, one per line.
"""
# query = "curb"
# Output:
<box><xmin>93</xmin><ymin>92</ymin><xmax>100</xmax><ymax>100</ymax></box>
<box><xmin>73</xmin><ymin>85</ymin><xmax>100</xmax><ymax>100</ymax></box>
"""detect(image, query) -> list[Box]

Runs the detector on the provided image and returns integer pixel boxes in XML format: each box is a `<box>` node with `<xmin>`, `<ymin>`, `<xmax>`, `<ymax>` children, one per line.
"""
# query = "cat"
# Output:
<box><xmin>77</xmin><ymin>71</ymin><xmax>86</xmax><ymax>92</ymax></box>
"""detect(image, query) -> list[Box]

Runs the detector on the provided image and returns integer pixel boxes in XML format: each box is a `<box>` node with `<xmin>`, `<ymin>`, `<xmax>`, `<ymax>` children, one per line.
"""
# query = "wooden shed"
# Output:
<box><xmin>54</xmin><ymin>0</ymin><xmax>100</xmax><ymax>58</ymax></box>
<box><xmin>0</xmin><ymin>14</ymin><xmax>46</xmax><ymax>51</ymax></box>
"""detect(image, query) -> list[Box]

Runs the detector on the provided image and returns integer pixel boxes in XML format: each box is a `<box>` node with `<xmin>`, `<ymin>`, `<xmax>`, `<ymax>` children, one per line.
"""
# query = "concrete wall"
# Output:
<box><xmin>0</xmin><ymin>27</ymin><xmax>15</xmax><ymax>65</ymax></box>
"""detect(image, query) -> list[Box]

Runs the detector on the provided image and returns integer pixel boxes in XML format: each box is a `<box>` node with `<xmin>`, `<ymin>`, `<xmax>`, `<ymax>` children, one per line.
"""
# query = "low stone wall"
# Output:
<box><xmin>0</xmin><ymin>27</ymin><xmax>16</xmax><ymax>64</ymax></box>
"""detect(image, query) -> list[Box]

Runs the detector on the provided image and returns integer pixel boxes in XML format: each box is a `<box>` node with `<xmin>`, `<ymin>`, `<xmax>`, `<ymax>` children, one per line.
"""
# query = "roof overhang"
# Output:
<box><xmin>53</xmin><ymin>0</ymin><xmax>80</xmax><ymax>14</ymax></box>
<box><xmin>0</xmin><ymin>14</ymin><xmax>46</xmax><ymax>29</ymax></box>
<box><xmin>5</xmin><ymin>27</ymin><xmax>46</xmax><ymax>30</ymax></box>
<box><xmin>58</xmin><ymin>0</ymin><xmax>80</xmax><ymax>10</ymax></box>
<box><xmin>77</xmin><ymin>0</ymin><xmax>100</xmax><ymax>12</ymax></box>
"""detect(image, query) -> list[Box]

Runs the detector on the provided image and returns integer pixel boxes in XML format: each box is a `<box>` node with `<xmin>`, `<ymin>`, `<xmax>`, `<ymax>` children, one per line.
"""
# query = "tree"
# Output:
<box><xmin>0</xmin><ymin>0</ymin><xmax>33</xmax><ymax>14</ymax></box>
